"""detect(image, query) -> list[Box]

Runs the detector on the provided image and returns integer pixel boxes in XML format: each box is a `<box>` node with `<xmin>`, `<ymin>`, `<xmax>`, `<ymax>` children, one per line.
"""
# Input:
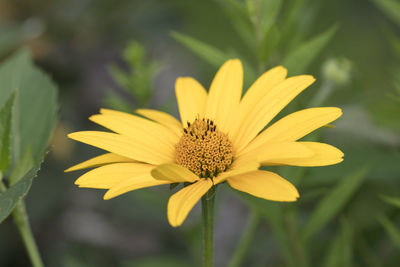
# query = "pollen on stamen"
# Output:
<box><xmin>175</xmin><ymin>118</ymin><xmax>234</xmax><ymax>178</ymax></box>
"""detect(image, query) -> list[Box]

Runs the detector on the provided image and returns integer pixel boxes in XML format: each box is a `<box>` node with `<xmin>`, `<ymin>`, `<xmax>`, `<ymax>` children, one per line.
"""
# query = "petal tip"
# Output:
<box><xmin>88</xmin><ymin>114</ymin><xmax>98</xmax><ymax>122</ymax></box>
<box><xmin>276</xmin><ymin>65</ymin><xmax>288</xmax><ymax>71</ymax></box>
<box><xmin>150</xmin><ymin>167</ymin><xmax>161</xmax><ymax>180</ymax></box>
<box><xmin>168</xmin><ymin>217</ymin><xmax>180</xmax><ymax>227</ymax></box>
<box><xmin>67</xmin><ymin>132</ymin><xmax>79</xmax><ymax>140</ymax></box>
<box><xmin>329</xmin><ymin>107</ymin><xmax>343</xmax><ymax>118</ymax></box>
<box><xmin>297</xmin><ymin>74</ymin><xmax>316</xmax><ymax>84</ymax></box>
<box><xmin>99</xmin><ymin>108</ymin><xmax>111</xmax><ymax>114</ymax></box>
<box><xmin>230</xmin><ymin>58</ymin><xmax>242</xmax><ymax>64</ymax></box>
<box><xmin>103</xmin><ymin>192</ymin><xmax>113</xmax><ymax>200</ymax></box>
<box><xmin>229</xmin><ymin>59</ymin><xmax>243</xmax><ymax>69</ymax></box>
<box><xmin>273</xmin><ymin>65</ymin><xmax>288</xmax><ymax>77</ymax></box>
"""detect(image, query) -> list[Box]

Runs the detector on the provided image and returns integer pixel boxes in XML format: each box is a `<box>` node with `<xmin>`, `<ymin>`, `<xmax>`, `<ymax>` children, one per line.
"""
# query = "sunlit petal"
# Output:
<box><xmin>75</xmin><ymin>163</ymin><xmax>153</xmax><ymax>189</ymax></box>
<box><xmin>176</xmin><ymin>77</ymin><xmax>208</xmax><ymax>126</ymax></box>
<box><xmin>151</xmin><ymin>163</ymin><xmax>199</xmax><ymax>183</ymax></box>
<box><xmin>228</xmin><ymin>170</ymin><xmax>299</xmax><ymax>201</ymax></box>
<box><xmin>65</xmin><ymin>153</ymin><xmax>135</xmax><ymax>172</ymax></box>
<box><xmin>168</xmin><ymin>179</ymin><xmax>212</xmax><ymax>227</ymax></box>
<box><xmin>205</xmin><ymin>59</ymin><xmax>243</xmax><ymax>133</ymax></box>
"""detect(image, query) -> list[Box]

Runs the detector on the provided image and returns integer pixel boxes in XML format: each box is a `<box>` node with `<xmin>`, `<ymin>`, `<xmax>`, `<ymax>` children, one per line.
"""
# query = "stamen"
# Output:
<box><xmin>175</xmin><ymin>118</ymin><xmax>234</xmax><ymax>178</ymax></box>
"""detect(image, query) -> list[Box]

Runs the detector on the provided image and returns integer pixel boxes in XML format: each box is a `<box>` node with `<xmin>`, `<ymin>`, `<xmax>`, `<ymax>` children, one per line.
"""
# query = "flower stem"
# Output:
<box><xmin>0</xmin><ymin>172</ymin><xmax>44</xmax><ymax>266</ymax></box>
<box><xmin>202</xmin><ymin>186</ymin><xmax>216</xmax><ymax>267</ymax></box>
<box><xmin>229</xmin><ymin>210</ymin><xmax>260</xmax><ymax>267</ymax></box>
<box><xmin>12</xmin><ymin>200</ymin><xmax>44</xmax><ymax>267</ymax></box>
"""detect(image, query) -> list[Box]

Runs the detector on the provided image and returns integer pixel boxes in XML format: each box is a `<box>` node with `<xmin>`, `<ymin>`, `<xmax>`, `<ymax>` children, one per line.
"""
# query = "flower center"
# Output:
<box><xmin>175</xmin><ymin>118</ymin><xmax>234</xmax><ymax>178</ymax></box>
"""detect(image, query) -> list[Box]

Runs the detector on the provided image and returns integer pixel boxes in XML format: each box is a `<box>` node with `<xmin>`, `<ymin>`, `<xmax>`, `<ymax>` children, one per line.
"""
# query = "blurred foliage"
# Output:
<box><xmin>0</xmin><ymin>50</ymin><xmax>57</xmax><ymax>222</ymax></box>
<box><xmin>105</xmin><ymin>41</ymin><xmax>161</xmax><ymax>111</ymax></box>
<box><xmin>173</xmin><ymin>0</ymin><xmax>336</xmax><ymax>78</ymax></box>
<box><xmin>0</xmin><ymin>0</ymin><xmax>399</xmax><ymax>266</ymax></box>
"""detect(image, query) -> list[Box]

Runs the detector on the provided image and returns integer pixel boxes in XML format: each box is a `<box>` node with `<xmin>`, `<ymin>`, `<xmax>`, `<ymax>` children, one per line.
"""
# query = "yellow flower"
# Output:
<box><xmin>66</xmin><ymin>59</ymin><xmax>343</xmax><ymax>227</ymax></box>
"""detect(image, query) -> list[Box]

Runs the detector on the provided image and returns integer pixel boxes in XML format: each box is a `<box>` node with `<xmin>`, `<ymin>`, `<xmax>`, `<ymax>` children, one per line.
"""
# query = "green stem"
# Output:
<box><xmin>229</xmin><ymin>210</ymin><xmax>260</xmax><ymax>267</ymax></box>
<box><xmin>202</xmin><ymin>186</ymin><xmax>215</xmax><ymax>267</ymax></box>
<box><xmin>285</xmin><ymin>209</ymin><xmax>308</xmax><ymax>267</ymax></box>
<box><xmin>13</xmin><ymin>200</ymin><xmax>44</xmax><ymax>267</ymax></box>
<box><xmin>1</xmin><ymin>173</ymin><xmax>44</xmax><ymax>266</ymax></box>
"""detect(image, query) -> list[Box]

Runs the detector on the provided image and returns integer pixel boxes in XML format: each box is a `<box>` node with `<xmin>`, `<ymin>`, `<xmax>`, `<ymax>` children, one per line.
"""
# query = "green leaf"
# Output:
<box><xmin>279</xmin><ymin>0</ymin><xmax>307</xmax><ymax>49</ymax></box>
<box><xmin>0</xmin><ymin>93</ymin><xmax>14</xmax><ymax>173</ymax></box>
<box><xmin>103</xmin><ymin>90</ymin><xmax>133</xmax><ymax>113</ymax></box>
<box><xmin>0</xmin><ymin>49</ymin><xmax>58</xmax><ymax>223</ymax></box>
<box><xmin>9</xmin><ymin>147</ymin><xmax>34</xmax><ymax>186</ymax></box>
<box><xmin>0</xmin><ymin>163</ymin><xmax>41</xmax><ymax>223</ymax></box>
<box><xmin>108</xmin><ymin>41</ymin><xmax>159</xmax><ymax>107</ymax></box>
<box><xmin>258</xmin><ymin>0</ymin><xmax>283</xmax><ymax>38</ymax></box>
<box><xmin>379</xmin><ymin>215</ymin><xmax>400</xmax><ymax>250</ymax></box>
<box><xmin>0</xmin><ymin>49</ymin><xmax>57</xmax><ymax>165</ymax></box>
<box><xmin>218</xmin><ymin>0</ymin><xmax>254</xmax><ymax>49</ymax></box>
<box><xmin>322</xmin><ymin>218</ymin><xmax>353</xmax><ymax>267</ymax></box>
<box><xmin>258</xmin><ymin>25</ymin><xmax>280</xmax><ymax>63</ymax></box>
<box><xmin>171</xmin><ymin>31</ymin><xmax>257</xmax><ymax>88</ymax></box>
<box><xmin>283</xmin><ymin>26</ymin><xmax>338</xmax><ymax>75</ymax></box>
<box><xmin>303</xmin><ymin>167</ymin><xmax>368</xmax><ymax>241</ymax></box>
<box><xmin>171</xmin><ymin>31</ymin><xmax>230</xmax><ymax>67</ymax></box>
<box><xmin>372</xmin><ymin>0</ymin><xmax>400</xmax><ymax>27</ymax></box>
<box><xmin>380</xmin><ymin>194</ymin><xmax>400</xmax><ymax>208</ymax></box>
<box><xmin>124</xmin><ymin>41</ymin><xmax>145</xmax><ymax>65</ymax></box>
<box><xmin>382</xmin><ymin>26</ymin><xmax>400</xmax><ymax>60</ymax></box>
<box><xmin>108</xmin><ymin>64</ymin><xmax>130</xmax><ymax>90</ymax></box>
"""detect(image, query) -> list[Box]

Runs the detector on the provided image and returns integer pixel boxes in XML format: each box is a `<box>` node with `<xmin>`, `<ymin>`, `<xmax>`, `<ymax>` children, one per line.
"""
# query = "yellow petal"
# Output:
<box><xmin>68</xmin><ymin>131</ymin><xmax>174</xmax><ymax>165</ymax></box>
<box><xmin>151</xmin><ymin>163</ymin><xmax>199</xmax><ymax>183</ymax></box>
<box><xmin>175</xmin><ymin>77</ymin><xmax>208</xmax><ymax>126</ymax></box>
<box><xmin>229</xmin><ymin>66</ymin><xmax>287</xmax><ymax>140</ymax></box>
<box><xmin>90</xmin><ymin>109</ymin><xmax>178</xmax><ymax>150</ymax></box>
<box><xmin>205</xmin><ymin>59</ymin><xmax>243</xmax><ymax>133</ymax></box>
<box><xmin>235</xmin><ymin>142</ymin><xmax>314</xmax><ymax>166</ymax></box>
<box><xmin>241</xmin><ymin>107</ymin><xmax>342</xmax><ymax>155</ymax></box>
<box><xmin>233</xmin><ymin>75</ymin><xmax>315</xmax><ymax>153</ymax></box>
<box><xmin>65</xmin><ymin>153</ymin><xmax>135</xmax><ymax>172</ymax></box>
<box><xmin>269</xmin><ymin>142</ymin><xmax>344</xmax><ymax>166</ymax></box>
<box><xmin>104</xmin><ymin>173</ymin><xmax>171</xmax><ymax>200</ymax></box>
<box><xmin>136</xmin><ymin>108</ymin><xmax>183</xmax><ymax>137</ymax></box>
<box><xmin>227</xmin><ymin>170</ymin><xmax>299</xmax><ymax>202</ymax></box>
<box><xmin>168</xmin><ymin>179</ymin><xmax>212</xmax><ymax>227</ymax></box>
<box><xmin>213</xmin><ymin>161</ymin><xmax>260</xmax><ymax>185</ymax></box>
<box><xmin>75</xmin><ymin>163</ymin><xmax>153</xmax><ymax>189</ymax></box>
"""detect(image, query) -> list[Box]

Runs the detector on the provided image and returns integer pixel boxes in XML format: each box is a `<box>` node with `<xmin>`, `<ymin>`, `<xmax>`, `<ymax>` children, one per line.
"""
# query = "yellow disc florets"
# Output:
<box><xmin>175</xmin><ymin>118</ymin><xmax>234</xmax><ymax>178</ymax></box>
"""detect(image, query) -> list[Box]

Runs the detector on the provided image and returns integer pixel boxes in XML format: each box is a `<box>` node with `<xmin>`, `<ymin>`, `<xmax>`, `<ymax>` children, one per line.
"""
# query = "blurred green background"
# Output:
<box><xmin>0</xmin><ymin>0</ymin><xmax>400</xmax><ymax>266</ymax></box>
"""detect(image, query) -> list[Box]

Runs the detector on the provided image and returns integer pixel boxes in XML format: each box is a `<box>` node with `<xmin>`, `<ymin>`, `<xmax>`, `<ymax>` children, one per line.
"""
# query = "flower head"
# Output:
<box><xmin>66</xmin><ymin>59</ymin><xmax>343</xmax><ymax>227</ymax></box>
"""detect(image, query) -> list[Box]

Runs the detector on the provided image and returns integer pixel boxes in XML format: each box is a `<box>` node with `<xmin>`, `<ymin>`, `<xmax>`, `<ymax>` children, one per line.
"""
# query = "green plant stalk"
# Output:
<box><xmin>285</xmin><ymin>208</ymin><xmax>308</xmax><ymax>267</ymax></box>
<box><xmin>0</xmin><ymin>172</ymin><xmax>43</xmax><ymax>266</ymax></box>
<box><xmin>12</xmin><ymin>200</ymin><xmax>44</xmax><ymax>267</ymax></box>
<box><xmin>229</xmin><ymin>210</ymin><xmax>260</xmax><ymax>267</ymax></box>
<box><xmin>202</xmin><ymin>186</ymin><xmax>216</xmax><ymax>267</ymax></box>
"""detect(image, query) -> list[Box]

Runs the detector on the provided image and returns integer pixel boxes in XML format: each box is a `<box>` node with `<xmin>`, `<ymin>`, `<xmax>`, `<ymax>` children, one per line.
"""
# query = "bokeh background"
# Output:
<box><xmin>1</xmin><ymin>0</ymin><xmax>400</xmax><ymax>266</ymax></box>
